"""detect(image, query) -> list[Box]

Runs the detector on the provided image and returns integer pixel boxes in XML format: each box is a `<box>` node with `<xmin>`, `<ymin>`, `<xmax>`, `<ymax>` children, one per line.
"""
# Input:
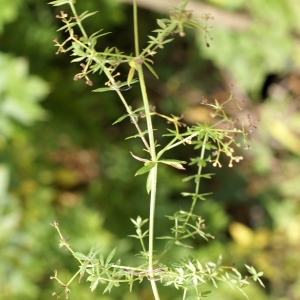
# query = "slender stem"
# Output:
<box><xmin>66</xmin><ymin>269</ymin><xmax>81</xmax><ymax>286</ymax></box>
<box><xmin>136</xmin><ymin>65</ymin><xmax>156</xmax><ymax>158</ymax></box>
<box><xmin>150</xmin><ymin>279</ymin><xmax>160</xmax><ymax>300</ymax></box>
<box><xmin>137</xmin><ymin>64</ymin><xmax>159</xmax><ymax>289</ymax></box>
<box><xmin>184</xmin><ymin>132</ymin><xmax>208</xmax><ymax>226</ymax></box>
<box><xmin>139</xmin><ymin>232</ymin><xmax>147</xmax><ymax>253</ymax></box>
<box><xmin>157</xmin><ymin>132</ymin><xmax>199</xmax><ymax>159</ymax></box>
<box><xmin>133</xmin><ymin>0</ymin><xmax>140</xmax><ymax>56</ymax></box>
<box><xmin>135</xmin><ymin>12</ymin><xmax>160</xmax><ymax>297</ymax></box>
<box><xmin>69</xmin><ymin>3</ymin><xmax>88</xmax><ymax>38</ymax></box>
<box><xmin>115</xmin><ymin>87</ymin><xmax>150</xmax><ymax>150</ymax></box>
<box><xmin>100</xmin><ymin>65</ymin><xmax>150</xmax><ymax>150</ymax></box>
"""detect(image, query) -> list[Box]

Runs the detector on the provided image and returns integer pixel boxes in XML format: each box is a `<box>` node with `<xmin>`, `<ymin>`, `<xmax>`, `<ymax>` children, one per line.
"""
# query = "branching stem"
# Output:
<box><xmin>185</xmin><ymin>132</ymin><xmax>208</xmax><ymax>226</ymax></box>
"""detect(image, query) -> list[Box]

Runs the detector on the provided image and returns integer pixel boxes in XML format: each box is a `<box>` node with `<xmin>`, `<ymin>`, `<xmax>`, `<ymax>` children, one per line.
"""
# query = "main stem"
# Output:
<box><xmin>133</xmin><ymin>1</ymin><xmax>160</xmax><ymax>299</ymax></box>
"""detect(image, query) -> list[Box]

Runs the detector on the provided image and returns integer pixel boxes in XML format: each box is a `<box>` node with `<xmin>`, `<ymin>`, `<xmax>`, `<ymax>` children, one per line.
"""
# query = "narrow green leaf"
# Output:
<box><xmin>125</xmin><ymin>130</ymin><xmax>149</xmax><ymax>140</ymax></box>
<box><xmin>144</xmin><ymin>57</ymin><xmax>154</xmax><ymax>64</ymax></box>
<box><xmin>103</xmin><ymin>281</ymin><xmax>115</xmax><ymax>294</ymax></box>
<box><xmin>168</xmin><ymin>22</ymin><xmax>177</xmax><ymax>32</ymax></box>
<box><xmin>197</xmin><ymin>192</ymin><xmax>213</xmax><ymax>200</ymax></box>
<box><xmin>162</xmin><ymin>38</ymin><xmax>174</xmax><ymax>44</ymax></box>
<box><xmin>57</xmin><ymin>22</ymin><xmax>77</xmax><ymax>32</ymax></box>
<box><xmin>80</xmin><ymin>260</ymin><xmax>89</xmax><ymax>275</ymax></box>
<box><xmin>198</xmin><ymin>159</ymin><xmax>207</xmax><ymax>167</ymax></box>
<box><xmin>89</xmin><ymin>245</ymin><xmax>103</xmax><ymax>258</ymax></box>
<box><xmin>112</xmin><ymin>106</ymin><xmax>144</xmax><ymax>125</ymax></box>
<box><xmin>181</xmin><ymin>192</ymin><xmax>212</xmax><ymax>200</ymax></box>
<box><xmin>148</xmin><ymin>35</ymin><xmax>156</xmax><ymax>41</ymax></box>
<box><xmin>186</xmin><ymin>261</ymin><xmax>196</xmax><ymax>272</ymax></box>
<box><xmin>90</xmin><ymin>278</ymin><xmax>99</xmax><ymax>292</ymax></box>
<box><xmin>144</xmin><ymin>61</ymin><xmax>159</xmax><ymax>79</ymax></box>
<box><xmin>156</xmin><ymin>236</ymin><xmax>173</xmax><ymax>239</ymax></box>
<box><xmin>92</xmin><ymin>87</ymin><xmax>114</xmax><ymax>93</ymax></box>
<box><xmin>128</xmin><ymin>234</ymin><xmax>139</xmax><ymax>239</ymax></box>
<box><xmin>157</xmin><ymin>19</ymin><xmax>166</xmax><ymax>29</ymax></box>
<box><xmin>79</xmin><ymin>11</ymin><xmax>98</xmax><ymax>21</ymax></box>
<box><xmin>72</xmin><ymin>48</ymin><xmax>87</xmax><ymax>57</ymax></box>
<box><xmin>48</xmin><ymin>0</ymin><xmax>73</xmax><ymax>6</ymax></box>
<box><xmin>89</xmin><ymin>29</ymin><xmax>104</xmax><ymax>39</ymax></box>
<box><xmin>146</xmin><ymin>170</ymin><xmax>152</xmax><ymax>194</ymax></box>
<box><xmin>99</xmin><ymin>254</ymin><xmax>104</xmax><ymax>265</ymax></box>
<box><xmin>205</xmin><ymin>142</ymin><xmax>217</xmax><ymax>150</ymax></box>
<box><xmin>73</xmin><ymin>252</ymin><xmax>89</xmax><ymax>261</ymax></box>
<box><xmin>182</xmin><ymin>175</ymin><xmax>196</xmax><ymax>182</ymax></box>
<box><xmin>152</xmin><ymin>29</ymin><xmax>164</xmax><ymax>33</ymax></box>
<box><xmin>201</xmin><ymin>173</ymin><xmax>215</xmax><ymax>179</ymax></box>
<box><xmin>174</xmin><ymin>240</ymin><xmax>193</xmax><ymax>248</ymax></box>
<box><xmin>112</xmin><ymin>114</ymin><xmax>128</xmax><ymax>125</ymax></box>
<box><xmin>105</xmin><ymin>248</ymin><xmax>116</xmax><ymax>267</ymax></box>
<box><xmin>70</xmin><ymin>56</ymin><xmax>87</xmax><ymax>63</ymax></box>
<box><xmin>135</xmin><ymin>162</ymin><xmax>156</xmax><ymax>176</ymax></box>
<box><xmin>181</xmin><ymin>192</ymin><xmax>195</xmax><ymax>197</ymax></box>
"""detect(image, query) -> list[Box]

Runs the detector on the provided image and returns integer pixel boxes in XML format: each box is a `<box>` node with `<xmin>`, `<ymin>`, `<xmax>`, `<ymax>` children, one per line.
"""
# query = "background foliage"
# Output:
<box><xmin>0</xmin><ymin>0</ymin><xmax>300</xmax><ymax>299</ymax></box>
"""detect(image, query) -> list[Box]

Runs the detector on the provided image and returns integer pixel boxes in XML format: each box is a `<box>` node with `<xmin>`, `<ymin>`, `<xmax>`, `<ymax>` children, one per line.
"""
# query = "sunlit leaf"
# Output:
<box><xmin>105</xmin><ymin>248</ymin><xmax>116</xmax><ymax>267</ymax></box>
<box><xmin>73</xmin><ymin>252</ymin><xmax>89</xmax><ymax>261</ymax></box>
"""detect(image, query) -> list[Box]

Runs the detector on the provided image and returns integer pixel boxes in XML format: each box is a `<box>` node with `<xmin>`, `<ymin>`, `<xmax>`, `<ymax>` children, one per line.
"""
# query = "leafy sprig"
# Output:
<box><xmin>49</xmin><ymin>0</ymin><xmax>263</xmax><ymax>299</ymax></box>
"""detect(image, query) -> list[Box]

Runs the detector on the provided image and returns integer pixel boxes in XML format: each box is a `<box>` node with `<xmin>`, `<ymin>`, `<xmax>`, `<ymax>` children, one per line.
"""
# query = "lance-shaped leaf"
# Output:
<box><xmin>73</xmin><ymin>252</ymin><xmax>89</xmax><ymax>261</ymax></box>
<box><xmin>93</xmin><ymin>79</ymin><xmax>138</xmax><ymax>93</ymax></box>
<box><xmin>57</xmin><ymin>22</ymin><xmax>77</xmax><ymax>32</ymax></box>
<box><xmin>48</xmin><ymin>0</ymin><xmax>74</xmax><ymax>6</ymax></box>
<box><xmin>105</xmin><ymin>248</ymin><xmax>116</xmax><ymax>267</ymax></box>
<box><xmin>135</xmin><ymin>162</ymin><xmax>156</xmax><ymax>176</ymax></box>
<box><xmin>79</xmin><ymin>11</ymin><xmax>98</xmax><ymax>22</ymax></box>
<box><xmin>92</xmin><ymin>86</ymin><xmax>115</xmax><ymax>93</ymax></box>
<box><xmin>181</xmin><ymin>192</ymin><xmax>213</xmax><ymax>200</ymax></box>
<box><xmin>113</xmin><ymin>105</ymin><xmax>144</xmax><ymax>125</ymax></box>
<box><xmin>125</xmin><ymin>130</ymin><xmax>150</xmax><ymax>140</ymax></box>
<box><xmin>157</xmin><ymin>19</ymin><xmax>167</xmax><ymax>29</ymax></box>
<box><xmin>146</xmin><ymin>168</ymin><xmax>155</xmax><ymax>194</ymax></box>
<box><xmin>158</xmin><ymin>159</ymin><xmax>186</xmax><ymax>170</ymax></box>
<box><xmin>144</xmin><ymin>60</ymin><xmax>158</xmax><ymax>79</ymax></box>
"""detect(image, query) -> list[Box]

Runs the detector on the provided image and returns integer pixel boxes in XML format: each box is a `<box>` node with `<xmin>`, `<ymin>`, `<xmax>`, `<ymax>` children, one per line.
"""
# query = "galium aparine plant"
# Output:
<box><xmin>48</xmin><ymin>0</ymin><xmax>264</xmax><ymax>299</ymax></box>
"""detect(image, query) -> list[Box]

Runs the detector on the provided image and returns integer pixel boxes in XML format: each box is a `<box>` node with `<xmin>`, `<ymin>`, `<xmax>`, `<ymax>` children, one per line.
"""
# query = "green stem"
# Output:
<box><xmin>95</xmin><ymin>60</ymin><xmax>150</xmax><ymax>150</ymax></box>
<box><xmin>136</xmin><ymin>64</ymin><xmax>159</xmax><ymax>299</ymax></box>
<box><xmin>69</xmin><ymin>3</ymin><xmax>88</xmax><ymax>38</ymax></box>
<box><xmin>136</xmin><ymin>65</ymin><xmax>156</xmax><ymax>159</ymax></box>
<box><xmin>66</xmin><ymin>269</ymin><xmax>81</xmax><ymax>286</ymax></box>
<box><xmin>157</xmin><ymin>132</ymin><xmax>198</xmax><ymax>159</ymax></box>
<box><xmin>114</xmin><ymin>86</ymin><xmax>150</xmax><ymax>150</ymax></box>
<box><xmin>134</xmin><ymin>7</ymin><xmax>160</xmax><ymax>291</ymax></box>
<box><xmin>133</xmin><ymin>0</ymin><xmax>140</xmax><ymax>56</ymax></box>
<box><xmin>184</xmin><ymin>132</ymin><xmax>208</xmax><ymax>226</ymax></box>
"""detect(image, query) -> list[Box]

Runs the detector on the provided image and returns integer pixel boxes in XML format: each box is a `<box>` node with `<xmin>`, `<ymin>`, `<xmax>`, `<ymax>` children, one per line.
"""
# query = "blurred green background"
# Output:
<box><xmin>1</xmin><ymin>0</ymin><xmax>300</xmax><ymax>299</ymax></box>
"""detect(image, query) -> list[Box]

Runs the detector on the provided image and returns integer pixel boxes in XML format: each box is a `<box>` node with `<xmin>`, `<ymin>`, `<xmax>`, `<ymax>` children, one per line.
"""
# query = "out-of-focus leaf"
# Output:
<box><xmin>0</xmin><ymin>164</ymin><xmax>9</xmax><ymax>198</ymax></box>
<box><xmin>0</xmin><ymin>53</ymin><xmax>49</xmax><ymax>137</ymax></box>
<box><xmin>0</xmin><ymin>0</ymin><xmax>21</xmax><ymax>33</ymax></box>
